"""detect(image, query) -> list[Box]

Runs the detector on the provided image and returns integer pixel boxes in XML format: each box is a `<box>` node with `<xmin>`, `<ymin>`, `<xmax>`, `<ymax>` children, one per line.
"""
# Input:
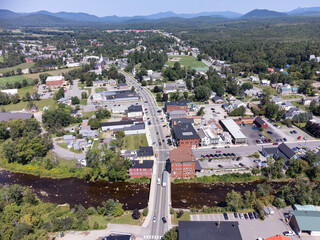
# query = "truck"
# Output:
<box><xmin>162</xmin><ymin>171</ymin><xmax>168</xmax><ymax>187</ymax></box>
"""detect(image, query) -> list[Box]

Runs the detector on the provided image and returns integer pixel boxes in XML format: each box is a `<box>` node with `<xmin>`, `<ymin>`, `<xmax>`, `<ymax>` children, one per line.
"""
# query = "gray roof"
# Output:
<box><xmin>137</xmin><ymin>146</ymin><xmax>154</xmax><ymax>157</ymax></box>
<box><xmin>278</xmin><ymin>143</ymin><xmax>296</xmax><ymax>159</ymax></box>
<box><xmin>165</xmin><ymin>101</ymin><xmax>191</xmax><ymax>107</ymax></box>
<box><xmin>263</xmin><ymin>147</ymin><xmax>278</xmax><ymax>156</ymax></box>
<box><xmin>128</xmin><ymin>105</ymin><xmax>143</xmax><ymax>113</ymax></box>
<box><xmin>130</xmin><ymin>160</ymin><xmax>153</xmax><ymax>169</ymax></box>
<box><xmin>173</xmin><ymin>123</ymin><xmax>200</xmax><ymax>140</ymax></box>
<box><xmin>178</xmin><ymin>221</ymin><xmax>243</xmax><ymax>240</ymax></box>
<box><xmin>101</xmin><ymin>120</ymin><xmax>134</xmax><ymax>127</ymax></box>
<box><xmin>0</xmin><ymin>112</ymin><xmax>34</xmax><ymax>122</ymax></box>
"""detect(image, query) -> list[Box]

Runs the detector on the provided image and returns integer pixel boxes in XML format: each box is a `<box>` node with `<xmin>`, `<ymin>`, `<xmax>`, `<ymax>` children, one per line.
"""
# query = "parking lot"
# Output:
<box><xmin>201</xmin><ymin>104</ymin><xmax>227</xmax><ymax>123</ymax></box>
<box><xmin>191</xmin><ymin>208</ymin><xmax>300</xmax><ymax>240</ymax></box>
<box><xmin>280</xmin><ymin>124</ymin><xmax>314</xmax><ymax>142</ymax></box>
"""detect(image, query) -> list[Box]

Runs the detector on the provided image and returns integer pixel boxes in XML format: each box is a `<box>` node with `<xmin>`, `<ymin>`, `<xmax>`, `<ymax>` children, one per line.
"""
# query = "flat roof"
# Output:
<box><xmin>173</xmin><ymin>123</ymin><xmax>200</xmax><ymax>140</ymax></box>
<box><xmin>130</xmin><ymin>160</ymin><xmax>153</xmax><ymax>169</ymax></box>
<box><xmin>220</xmin><ymin>119</ymin><xmax>247</xmax><ymax>140</ymax></box>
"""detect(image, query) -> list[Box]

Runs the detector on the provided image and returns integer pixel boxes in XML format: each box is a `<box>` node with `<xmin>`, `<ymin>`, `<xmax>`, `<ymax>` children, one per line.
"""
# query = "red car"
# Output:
<box><xmin>273</xmin><ymin>142</ymin><xmax>279</xmax><ymax>145</ymax></box>
<box><xmin>265</xmin><ymin>139</ymin><xmax>269</xmax><ymax>143</ymax></box>
<box><xmin>297</xmin><ymin>136</ymin><xmax>301</xmax><ymax>140</ymax></box>
<box><xmin>216</xmin><ymin>150</ymin><xmax>221</xmax><ymax>153</ymax></box>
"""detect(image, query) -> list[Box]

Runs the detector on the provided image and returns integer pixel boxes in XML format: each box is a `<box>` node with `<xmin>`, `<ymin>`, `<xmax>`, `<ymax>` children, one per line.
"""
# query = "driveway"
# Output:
<box><xmin>52</xmin><ymin>142</ymin><xmax>85</xmax><ymax>160</ymax></box>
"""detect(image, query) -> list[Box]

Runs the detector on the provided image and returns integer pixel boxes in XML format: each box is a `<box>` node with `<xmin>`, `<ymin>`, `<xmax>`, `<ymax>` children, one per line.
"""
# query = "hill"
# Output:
<box><xmin>0</xmin><ymin>9</ymin><xmax>21</xmax><ymax>20</ymax></box>
<box><xmin>242</xmin><ymin>9</ymin><xmax>288</xmax><ymax>19</ymax></box>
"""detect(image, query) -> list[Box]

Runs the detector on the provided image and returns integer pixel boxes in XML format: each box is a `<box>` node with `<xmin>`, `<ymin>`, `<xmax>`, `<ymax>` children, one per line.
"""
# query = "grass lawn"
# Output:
<box><xmin>95</xmin><ymin>87</ymin><xmax>107</xmax><ymax>93</ymax></box>
<box><xmin>92</xmin><ymin>140</ymin><xmax>99</xmax><ymax>150</ymax></box>
<box><xmin>123</xmin><ymin>134</ymin><xmax>148</xmax><ymax>150</ymax></box>
<box><xmin>110</xmin><ymin>212</ymin><xmax>143</xmax><ymax>226</ymax></box>
<box><xmin>24</xmin><ymin>67</ymin><xmax>80</xmax><ymax>80</ymax></box>
<box><xmin>0</xmin><ymin>62</ymin><xmax>35</xmax><ymax>74</ymax></box>
<box><xmin>84</xmin><ymin>88</ymin><xmax>92</xmax><ymax>96</ymax></box>
<box><xmin>292</xmin><ymin>101</ymin><xmax>308</xmax><ymax>111</ymax></box>
<box><xmin>172</xmin><ymin>210</ymin><xmax>191</xmax><ymax>225</ymax></box>
<box><xmin>18</xmin><ymin>85</ymin><xmax>37</xmax><ymax>95</ymax></box>
<box><xmin>282</xmin><ymin>94</ymin><xmax>301</xmax><ymax>100</ymax></box>
<box><xmin>57</xmin><ymin>142</ymin><xmax>68</xmax><ymax>149</ymax></box>
<box><xmin>80</xmin><ymin>99</ymin><xmax>87</xmax><ymax>105</ymax></box>
<box><xmin>0</xmin><ymin>75</ymin><xmax>33</xmax><ymax>86</ymax></box>
<box><xmin>78</xmin><ymin>82</ymin><xmax>86</xmax><ymax>88</ymax></box>
<box><xmin>0</xmin><ymin>56</ymin><xmax>4</xmax><ymax>63</ymax></box>
<box><xmin>2</xmin><ymin>98</ymin><xmax>56</xmax><ymax>111</ymax></box>
<box><xmin>166</xmin><ymin>55</ymin><xmax>208</xmax><ymax>71</ymax></box>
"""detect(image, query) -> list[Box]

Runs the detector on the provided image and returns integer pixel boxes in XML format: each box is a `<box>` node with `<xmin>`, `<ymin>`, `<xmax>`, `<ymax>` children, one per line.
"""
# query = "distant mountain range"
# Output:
<box><xmin>1</xmin><ymin>7</ymin><xmax>320</xmax><ymax>26</ymax></box>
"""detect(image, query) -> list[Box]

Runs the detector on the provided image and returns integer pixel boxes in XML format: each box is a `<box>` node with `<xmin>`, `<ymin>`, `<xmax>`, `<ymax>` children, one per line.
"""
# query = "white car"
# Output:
<box><xmin>283</xmin><ymin>231</ymin><xmax>296</xmax><ymax>236</ymax></box>
<box><xmin>157</xmin><ymin>178</ymin><xmax>161</xmax><ymax>185</ymax></box>
<box><xmin>153</xmin><ymin>216</ymin><xmax>156</xmax><ymax>223</ymax></box>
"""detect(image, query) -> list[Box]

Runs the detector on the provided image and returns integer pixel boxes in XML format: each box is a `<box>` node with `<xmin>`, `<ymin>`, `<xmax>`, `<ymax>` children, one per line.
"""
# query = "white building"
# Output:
<box><xmin>1</xmin><ymin>89</ymin><xmax>18</xmax><ymax>95</ymax></box>
<box><xmin>127</xmin><ymin>105</ymin><xmax>143</xmax><ymax>118</ymax></box>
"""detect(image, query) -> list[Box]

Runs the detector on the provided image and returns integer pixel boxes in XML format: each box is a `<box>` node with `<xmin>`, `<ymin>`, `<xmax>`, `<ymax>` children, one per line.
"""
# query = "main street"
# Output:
<box><xmin>124</xmin><ymin>72</ymin><xmax>171</xmax><ymax>238</ymax></box>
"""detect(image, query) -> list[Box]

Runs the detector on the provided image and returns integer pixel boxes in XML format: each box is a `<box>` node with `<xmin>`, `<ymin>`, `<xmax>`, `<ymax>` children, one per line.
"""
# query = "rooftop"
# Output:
<box><xmin>137</xmin><ymin>146</ymin><xmax>154</xmax><ymax>157</ymax></box>
<box><xmin>46</xmin><ymin>75</ymin><xmax>64</xmax><ymax>82</ymax></box>
<box><xmin>101</xmin><ymin>120</ymin><xmax>134</xmax><ymax>127</ymax></box>
<box><xmin>264</xmin><ymin>235</ymin><xmax>291</xmax><ymax>240</ymax></box>
<box><xmin>173</xmin><ymin>123</ymin><xmax>200</xmax><ymax>140</ymax></box>
<box><xmin>128</xmin><ymin>105</ymin><xmax>143</xmax><ymax>113</ymax></box>
<box><xmin>0</xmin><ymin>112</ymin><xmax>34</xmax><ymax>122</ymax></box>
<box><xmin>254</xmin><ymin>117</ymin><xmax>266</xmax><ymax>126</ymax></box>
<box><xmin>170</xmin><ymin>147</ymin><xmax>195</xmax><ymax>163</ymax></box>
<box><xmin>178</xmin><ymin>221</ymin><xmax>243</xmax><ymax>240</ymax></box>
<box><xmin>290</xmin><ymin>210</ymin><xmax>320</xmax><ymax>231</ymax></box>
<box><xmin>219</xmin><ymin>119</ymin><xmax>247</xmax><ymax>140</ymax></box>
<box><xmin>130</xmin><ymin>160</ymin><xmax>153</xmax><ymax>169</ymax></box>
<box><xmin>165</xmin><ymin>101</ymin><xmax>191</xmax><ymax>107</ymax></box>
<box><xmin>278</xmin><ymin>143</ymin><xmax>296</xmax><ymax>159</ymax></box>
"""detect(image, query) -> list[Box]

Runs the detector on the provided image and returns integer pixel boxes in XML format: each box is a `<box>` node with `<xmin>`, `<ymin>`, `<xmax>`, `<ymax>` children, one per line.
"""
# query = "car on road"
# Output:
<box><xmin>216</xmin><ymin>150</ymin><xmax>221</xmax><ymax>153</ymax></box>
<box><xmin>153</xmin><ymin>216</ymin><xmax>156</xmax><ymax>223</ymax></box>
<box><xmin>156</xmin><ymin>132</ymin><xmax>159</xmax><ymax>135</ymax></box>
<box><xmin>163</xmin><ymin>125</ymin><xmax>166</xmax><ymax>127</ymax></box>
<box><xmin>162</xmin><ymin>217</ymin><xmax>167</xmax><ymax>223</ymax></box>
<box><xmin>159</xmin><ymin>140</ymin><xmax>162</xmax><ymax>146</ymax></box>
<box><xmin>234</xmin><ymin>212</ymin><xmax>238</xmax><ymax>219</ymax></box>
<box><xmin>218</xmin><ymin>164</ymin><xmax>223</xmax><ymax>168</ymax></box>
<box><xmin>210</xmin><ymin>154</ymin><xmax>214</xmax><ymax>157</ymax></box>
<box><xmin>303</xmin><ymin>137</ymin><xmax>307</xmax><ymax>140</ymax></box>
<box><xmin>236</xmin><ymin>157</ymin><xmax>241</xmax><ymax>161</ymax></box>
<box><xmin>283</xmin><ymin>138</ymin><xmax>287</xmax><ymax>142</ymax></box>
<box><xmin>273</xmin><ymin>142</ymin><xmax>278</xmax><ymax>145</ymax></box>
<box><xmin>157</xmin><ymin>178</ymin><xmax>161</xmax><ymax>185</ymax></box>
<box><xmin>223</xmin><ymin>213</ymin><xmax>229</xmax><ymax>220</ymax></box>
<box><xmin>293</xmin><ymin>130</ymin><xmax>297</xmax><ymax>134</ymax></box>
<box><xmin>283</xmin><ymin>231</ymin><xmax>295</xmax><ymax>236</ymax></box>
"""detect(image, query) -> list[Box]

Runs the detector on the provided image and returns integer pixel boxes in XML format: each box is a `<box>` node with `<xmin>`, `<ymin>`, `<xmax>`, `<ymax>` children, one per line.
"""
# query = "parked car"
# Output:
<box><xmin>297</xmin><ymin>136</ymin><xmax>301</xmax><ymax>140</ymax></box>
<box><xmin>234</xmin><ymin>212</ymin><xmax>238</xmax><ymax>219</ymax></box>
<box><xmin>223</xmin><ymin>213</ymin><xmax>229</xmax><ymax>220</ymax></box>
<box><xmin>248</xmin><ymin>212</ymin><xmax>254</xmax><ymax>220</ymax></box>
<box><xmin>216</xmin><ymin>150</ymin><xmax>221</xmax><ymax>153</ymax></box>
<box><xmin>239</xmin><ymin>213</ymin><xmax>243</xmax><ymax>219</ymax></box>
<box><xmin>283</xmin><ymin>138</ymin><xmax>287</xmax><ymax>142</ymax></box>
<box><xmin>283</xmin><ymin>231</ymin><xmax>295</xmax><ymax>236</ymax></box>
<box><xmin>244</xmin><ymin>213</ymin><xmax>249</xmax><ymax>219</ymax></box>
<box><xmin>218</xmin><ymin>164</ymin><xmax>223</xmax><ymax>168</ymax></box>
<box><xmin>153</xmin><ymin>216</ymin><xmax>156</xmax><ymax>222</ymax></box>
<box><xmin>273</xmin><ymin>142</ymin><xmax>278</xmax><ymax>145</ymax></box>
<box><xmin>253</xmin><ymin>211</ymin><xmax>259</xmax><ymax>219</ymax></box>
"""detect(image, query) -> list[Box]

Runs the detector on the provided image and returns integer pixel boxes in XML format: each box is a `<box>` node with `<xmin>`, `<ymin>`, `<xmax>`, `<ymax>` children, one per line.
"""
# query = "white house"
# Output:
<box><xmin>249</xmin><ymin>76</ymin><xmax>259</xmax><ymax>82</ymax></box>
<box><xmin>260</xmin><ymin>80</ymin><xmax>270</xmax><ymax>86</ymax></box>
<box><xmin>127</xmin><ymin>105</ymin><xmax>143</xmax><ymax>118</ymax></box>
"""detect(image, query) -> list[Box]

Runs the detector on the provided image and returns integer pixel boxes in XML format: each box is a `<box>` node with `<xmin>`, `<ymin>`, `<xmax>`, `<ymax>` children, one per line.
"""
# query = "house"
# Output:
<box><xmin>222</xmin><ymin>103</ymin><xmax>233</xmax><ymax>113</ymax></box>
<box><xmin>107</xmin><ymin>79</ymin><xmax>117</xmax><ymax>86</ymax></box>
<box><xmin>165</xmin><ymin>101</ymin><xmax>190</xmax><ymax>113</ymax></box>
<box><xmin>142</xmin><ymin>75</ymin><xmax>151</xmax><ymax>81</ymax></box>
<box><xmin>57</xmin><ymin>97</ymin><xmax>72</xmax><ymax>105</ymax></box>
<box><xmin>271</xmin><ymin>83</ymin><xmax>283</xmax><ymax>90</ymax></box>
<box><xmin>79</xmin><ymin>129</ymin><xmax>99</xmax><ymax>138</ymax></box>
<box><xmin>118</xmin><ymin>83</ymin><xmax>128</xmax><ymax>90</ymax></box>
<box><xmin>244</xmin><ymin>89</ymin><xmax>261</xmax><ymax>97</ymax></box>
<box><xmin>172</xmin><ymin>123</ymin><xmax>200</xmax><ymax>148</ymax></box>
<box><xmin>136</xmin><ymin>146</ymin><xmax>154</xmax><ymax>161</ymax></box>
<box><xmin>70</xmin><ymin>110</ymin><xmax>82</xmax><ymax>117</ymax></box>
<box><xmin>170</xmin><ymin>147</ymin><xmax>196</xmax><ymax>179</ymax></box>
<box><xmin>301</xmin><ymin>97</ymin><xmax>318</xmax><ymax>106</ymax></box>
<box><xmin>162</xmin><ymin>80</ymin><xmax>188</xmax><ymax>94</ymax></box>
<box><xmin>212</xmin><ymin>96</ymin><xmax>225</xmax><ymax>104</ymax></box>
<box><xmin>227</xmin><ymin>95</ymin><xmax>236</xmax><ymax>103</ymax></box>
<box><xmin>289</xmin><ymin>210</ymin><xmax>320</xmax><ymax>236</ymax></box>
<box><xmin>249</xmin><ymin>75</ymin><xmax>259</xmax><ymax>82</ymax></box>
<box><xmin>219</xmin><ymin>119</ymin><xmax>247</xmax><ymax>144</ymax></box>
<box><xmin>73</xmin><ymin>139</ymin><xmax>87</xmax><ymax>150</ymax></box>
<box><xmin>279</xmin><ymin>102</ymin><xmax>293</xmax><ymax>111</ymax></box>
<box><xmin>128</xmin><ymin>160</ymin><xmax>153</xmax><ymax>178</ymax></box>
<box><xmin>178</xmin><ymin>221</ymin><xmax>243</xmax><ymax>240</ymax></box>
<box><xmin>199</xmin><ymin>126</ymin><xmax>220</xmax><ymax>146</ymax></box>
<box><xmin>0</xmin><ymin>112</ymin><xmax>34</xmax><ymax>122</ymax></box>
<box><xmin>127</xmin><ymin>105</ymin><xmax>143</xmax><ymax>118</ymax></box>
<box><xmin>254</xmin><ymin>117</ymin><xmax>268</xmax><ymax>129</ymax></box>
<box><xmin>283</xmin><ymin>108</ymin><xmax>300</xmax><ymax>119</ymax></box>
<box><xmin>279</xmin><ymin>84</ymin><xmax>293</xmax><ymax>95</ymax></box>
<box><xmin>46</xmin><ymin>76</ymin><xmax>66</xmax><ymax>88</ymax></box>
<box><xmin>147</xmin><ymin>70</ymin><xmax>153</xmax><ymax>76</ymax></box>
<box><xmin>63</xmin><ymin>135</ymin><xmax>75</xmax><ymax>142</ymax></box>
<box><xmin>260</xmin><ymin>79</ymin><xmax>271</xmax><ymax>86</ymax></box>
<box><xmin>93</xmin><ymin>80</ymin><xmax>107</xmax><ymax>87</ymax></box>
<box><xmin>268</xmin><ymin>68</ymin><xmax>274</xmax><ymax>73</ymax></box>
<box><xmin>247</xmin><ymin>102</ymin><xmax>260</xmax><ymax>112</ymax></box>
<box><xmin>262</xmin><ymin>143</ymin><xmax>297</xmax><ymax>161</ymax></box>
<box><xmin>271</xmin><ymin>96</ymin><xmax>284</xmax><ymax>105</ymax></box>
<box><xmin>233</xmin><ymin>100</ymin><xmax>246</xmax><ymax>109</ymax></box>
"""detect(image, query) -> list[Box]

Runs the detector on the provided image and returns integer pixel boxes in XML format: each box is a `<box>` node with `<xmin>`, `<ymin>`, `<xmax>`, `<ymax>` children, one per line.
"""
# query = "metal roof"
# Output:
<box><xmin>291</xmin><ymin>210</ymin><xmax>320</xmax><ymax>231</ymax></box>
<box><xmin>220</xmin><ymin>119</ymin><xmax>247</xmax><ymax>140</ymax></box>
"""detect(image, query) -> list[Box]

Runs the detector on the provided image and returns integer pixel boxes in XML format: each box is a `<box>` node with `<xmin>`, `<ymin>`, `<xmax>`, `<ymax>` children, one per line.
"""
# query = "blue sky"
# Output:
<box><xmin>1</xmin><ymin>0</ymin><xmax>320</xmax><ymax>16</ymax></box>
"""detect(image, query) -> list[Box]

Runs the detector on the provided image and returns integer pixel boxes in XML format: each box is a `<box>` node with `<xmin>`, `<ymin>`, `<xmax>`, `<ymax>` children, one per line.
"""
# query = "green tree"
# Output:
<box><xmin>257</xmin><ymin>183</ymin><xmax>273</xmax><ymax>197</ymax></box>
<box><xmin>156</xmin><ymin>92</ymin><xmax>162</xmax><ymax>102</ymax></box>
<box><xmin>88</xmin><ymin>118</ymin><xmax>100</xmax><ymax>130</ymax></box>
<box><xmin>226</xmin><ymin>190</ymin><xmax>243</xmax><ymax>211</ymax></box>
<box><xmin>71</xmin><ymin>96</ymin><xmax>80</xmax><ymax>105</ymax></box>
<box><xmin>194</xmin><ymin>86</ymin><xmax>211</xmax><ymax>101</ymax></box>
<box><xmin>265</xmin><ymin>102</ymin><xmax>279</xmax><ymax>119</ymax></box>
<box><xmin>163</xmin><ymin>227</ymin><xmax>178</xmax><ymax>240</ymax></box>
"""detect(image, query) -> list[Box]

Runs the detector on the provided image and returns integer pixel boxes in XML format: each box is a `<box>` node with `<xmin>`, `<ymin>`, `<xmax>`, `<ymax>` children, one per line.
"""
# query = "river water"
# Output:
<box><xmin>0</xmin><ymin>169</ymin><xmax>150</xmax><ymax>210</ymax></box>
<box><xmin>0</xmin><ymin>169</ymin><xmax>288</xmax><ymax>210</ymax></box>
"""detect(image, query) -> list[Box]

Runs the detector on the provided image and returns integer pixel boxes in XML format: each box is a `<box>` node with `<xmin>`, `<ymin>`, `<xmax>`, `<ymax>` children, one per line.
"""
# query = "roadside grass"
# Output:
<box><xmin>84</xmin><ymin>88</ymin><xmax>92</xmax><ymax>96</ymax></box>
<box><xmin>57</xmin><ymin>142</ymin><xmax>68</xmax><ymax>149</ymax></box>
<box><xmin>0</xmin><ymin>62</ymin><xmax>35</xmax><ymax>74</ymax></box>
<box><xmin>291</xmin><ymin>101</ymin><xmax>309</xmax><ymax>111</ymax></box>
<box><xmin>0</xmin><ymin>56</ymin><xmax>4</xmax><ymax>62</ymax></box>
<box><xmin>0</xmin><ymin>75</ymin><xmax>33</xmax><ymax>86</ymax></box>
<box><xmin>78</xmin><ymin>82</ymin><xmax>86</xmax><ymax>88</ymax></box>
<box><xmin>123</xmin><ymin>134</ymin><xmax>148</xmax><ymax>150</ymax></box>
<box><xmin>83</xmin><ymin>111</ymin><xmax>96</xmax><ymax>118</ymax></box>
<box><xmin>262</xmin><ymin>130</ymin><xmax>274</xmax><ymax>143</ymax></box>
<box><xmin>110</xmin><ymin>212</ymin><xmax>142</xmax><ymax>226</ymax></box>
<box><xmin>88</xmin><ymin>214</ymin><xmax>109</xmax><ymax>229</ymax></box>
<box><xmin>172</xmin><ymin>210</ymin><xmax>191</xmax><ymax>225</ymax></box>
<box><xmin>2</xmin><ymin>98</ymin><xmax>56</xmax><ymax>111</ymax></box>
<box><xmin>166</xmin><ymin>55</ymin><xmax>208</xmax><ymax>70</ymax></box>
<box><xmin>282</xmin><ymin>94</ymin><xmax>301</xmax><ymax>100</ymax></box>
<box><xmin>92</xmin><ymin>140</ymin><xmax>99</xmax><ymax>150</ymax></box>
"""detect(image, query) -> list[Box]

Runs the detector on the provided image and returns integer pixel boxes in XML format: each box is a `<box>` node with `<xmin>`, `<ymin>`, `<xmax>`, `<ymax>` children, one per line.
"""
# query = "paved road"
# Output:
<box><xmin>52</xmin><ymin>141</ymin><xmax>85</xmax><ymax>160</ymax></box>
<box><xmin>125</xmin><ymin>73</ymin><xmax>170</xmax><ymax>238</ymax></box>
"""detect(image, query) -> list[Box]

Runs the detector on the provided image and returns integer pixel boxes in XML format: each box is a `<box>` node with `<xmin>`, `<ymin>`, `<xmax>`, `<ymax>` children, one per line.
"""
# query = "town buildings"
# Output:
<box><xmin>219</xmin><ymin>119</ymin><xmax>247</xmax><ymax>144</ymax></box>
<box><xmin>128</xmin><ymin>160</ymin><xmax>153</xmax><ymax>178</ymax></box>
<box><xmin>170</xmin><ymin>147</ymin><xmax>196</xmax><ymax>179</ymax></box>
<box><xmin>172</xmin><ymin>123</ymin><xmax>200</xmax><ymax>148</ymax></box>
<box><xmin>45</xmin><ymin>76</ymin><xmax>66</xmax><ymax>88</ymax></box>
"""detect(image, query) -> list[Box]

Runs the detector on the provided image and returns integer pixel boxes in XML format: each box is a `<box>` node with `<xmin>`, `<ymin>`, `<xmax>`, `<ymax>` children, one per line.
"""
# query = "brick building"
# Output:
<box><xmin>128</xmin><ymin>160</ymin><xmax>153</xmax><ymax>178</ymax></box>
<box><xmin>46</xmin><ymin>76</ymin><xmax>66</xmax><ymax>88</ymax></box>
<box><xmin>172</xmin><ymin>123</ymin><xmax>200</xmax><ymax>148</ymax></box>
<box><xmin>254</xmin><ymin>117</ymin><xmax>268</xmax><ymax>129</ymax></box>
<box><xmin>165</xmin><ymin>101</ymin><xmax>190</xmax><ymax>113</ymax></box>
<box><xmin>170</xmin><ymin>147</ymin><xmax>195</xmax><ymax>179</ymax></box>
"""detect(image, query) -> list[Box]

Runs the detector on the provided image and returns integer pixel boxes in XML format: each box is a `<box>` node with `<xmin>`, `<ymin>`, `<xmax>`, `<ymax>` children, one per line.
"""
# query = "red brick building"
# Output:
<box><xmin>128</xmin><ymin>160</ymin><xmax>153</xmax><ymax>178</ymax></box>
<box><xmin>165</xmin><ymin>101</ymin><xmax>189</xmax><ymax>113</ymax></box>
<box><xmin>170</xmin><ymin>147</ymin><xmax>195</xmax><ymax>179</ymax></box>
<box><xmin>254</xmin><ymin>117</ymin><xmax>268</xmax><ymax>129</ymax></box>
<box><xmin>46</xmin><ymin>76</ymin><xmax>66</xmax><ymax>88</ymax></box>
<box><xmin>173</xmin><ymin>123</ymin><xmax>200</xmax><ymax>148</ymax></box>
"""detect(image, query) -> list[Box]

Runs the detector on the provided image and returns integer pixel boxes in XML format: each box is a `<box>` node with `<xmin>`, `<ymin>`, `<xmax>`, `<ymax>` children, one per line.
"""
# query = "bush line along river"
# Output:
<box><xmin>0</xmin><ymin>169</ymin><xmax>288</xmax><ymax>209</ymax></box>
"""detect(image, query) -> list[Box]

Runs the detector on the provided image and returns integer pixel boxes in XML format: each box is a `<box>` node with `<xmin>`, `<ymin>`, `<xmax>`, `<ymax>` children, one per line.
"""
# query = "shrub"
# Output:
<box><xmin>132</xmin><ymin>208</ymin><xmax>141</xmax><ymax>219</ymax></box>
<box><xmin>142</xmin><ymin>208</ymin><xmax>148</xmax><ymax>217</ymax></box>
<box><xmin>170</xmin><ymin>208</ymin><xmax>174</xmax><ymax>214</ymax></box>
<box><xmin>176</xmin><ymin>210</ymin><xmax>184</xmax><ymax>218</ymax></box>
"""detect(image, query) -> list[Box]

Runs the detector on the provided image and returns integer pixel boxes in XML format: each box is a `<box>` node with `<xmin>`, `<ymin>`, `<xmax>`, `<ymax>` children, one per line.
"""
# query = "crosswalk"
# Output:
<box><xmin>144</xmin><ymin>235</ymin><xmax>162</xmax><ymax>239</ymax></box>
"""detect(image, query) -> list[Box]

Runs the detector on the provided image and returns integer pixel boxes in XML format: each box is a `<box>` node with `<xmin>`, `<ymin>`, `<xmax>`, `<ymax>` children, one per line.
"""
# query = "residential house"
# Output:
<box><xmin>283</xmin><ymin>108</ymin><xmax>301</xmax><ymax>120</ymax></box>
<box><xmin>279</xmin><ymin>84</ymin><xmax>298</xmax><ymax>95</ymax></box>
<box><xmin>247</xmin><ymin>102</ymin><xmax>260</xmax><ymax>112</ymax></box>
<box><xmin>79</xmin><ymin>129</ymin><xmax>99</xmax><ymax>138</ymax></box>
<box><xmin>127</xmin><ymin>105</ymin><xmax>143</xmax><ymax>118</ymax></box>
<box><xmin>142</xmin><ymin>75</ymin><xmax>151</xmax><ymax>82</ymax></box>
<box><xmin>233</xmin><ymin>100</ymin><xmax>246</xmax><ymax>109</ymax></box>
<box><xmin>172</xmin><ymin>123</ymin><xmax>200</xmax><ymax>148</ymax></box>
<box><xmin>93</xmin><ymin>80</ymin><xmax>107</xmax><ymax>87</ymax></box>
<box><xmin>63</xmin><ymin>135</ymin><xmax>75</xmax><ymax>142</ymax></box>
<box><xmin>301</xmin><ymin>97</ymin><xmax>318</xmax><ymax>106</ymax></box>
<box><xmin>254</xmin><ymin>117</ymin><xmax>268</xmax><ymax>129</ymax></box>
<box><xmin>73</xmin><ymin>139</ymin><xmax>87</xmax><ymax>150</ymax></box>
<box><xmin>178</xmin><ymin>221</ymin><xmax>243</xmax><ymax>240</ymax></box>
<box><xmin>271</xmin><ymin>96</ymin><xmax>284</xmax><ymax>105</ymax></box>
<box><xmin>262</xmin><ymin>143</ymin><xmax>297</xmax><ymax>161</ymax></box>
<box><xmin>165</xmin><ymin>101</ymin><xmax>190</xmax><ymax>113</ymax></box>
<box><xmin>46</xmin><ymin>76</ymin><xmax>66</xmax><ymax>88</ymax></box>
<box><xmin>271</xmin><ymin>83</ymin><xmax>283</xmax><ymax>90</ymax></box>
<box><xmin>212</xmin><ymin>96</ymin><xmax>225</xmax><ymax>104</ymax></box>
<box><xmin>227</xmin><ymin>95</ymin><xmax>236</xmax><ymax>103</ymax></box>
<box><xmin>0</xmin><ymin>112</ymin><xmax>33</xmax><ymax>122</ymax></box>
<box><xmin>136</xmin><ymin>146</ymin><xmax>154</xmax><ymax>161</ymax></box>
<box><xmin>222</xmin><ymin>103</ymin><xmax>233</xmax><ymax>113</ymax></box>
<box><xmin>116</xmin><ymin>122</ymin><xmax>146</xmax><ymax>135</ymax></box>
<box><xmin>279</xmin><ymin>101</ymin><xmax>293</xmax><ymax>111</ymax></box>
<box><xmin>249</xmin><ymin>75</ymin><xmax>259</xmax><ymax>82</ymax></box>
<box><xmin>244</xmin><ymin>89</ymin><xmax>261</xmax><ymax>97</ymax></box>
<box><xmin>128</xmin><ymin>160</ymin><xmax>153</xmax><ymax>178</ymax></box>
<box><xmin>260</xmin><ymin>79</ymin><xmax>271</xmax><ymax>86</ymax></box>
<box><xmin>101</xmin><ymin>120</ymin><xmax>135</xmax><ymax>131</ymax></box>
<box><xmin>107</xmin><ymin>79</ymin><xmax>117</xmax><ymax>86</ymax></box>
<box><xmin>170</xmin><ymin>147</ymin><xmax>196</xmax><ymax>179</ymax></box>
<box><xmin>268</xmin><ymin>68</ymin><xmax>275</xmax><ymax>73</ymax></box>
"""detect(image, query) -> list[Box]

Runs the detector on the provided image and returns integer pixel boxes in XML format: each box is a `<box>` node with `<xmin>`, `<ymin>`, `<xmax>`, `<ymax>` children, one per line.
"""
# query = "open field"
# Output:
<box><xmin>166</xmin><ymin>55</ymin><xmax>208</xmax><ymax>70</ymax></box>
<box><xmin>0</xmin><ymin>75</ymin><xmax>33</xmax><ymax>86</ymax></box>
<box><xmin>18</xmin><ymin>85</ymin><xmax>37</xmax><ymax>95</ymax></box>
<box><xmin>24</xmin><ymin>67</ymin><xmax>80</xmax><ymax>79</ymax></box>
<box><xmin>123</xmin><ymin>134</ymin><xmax>148</xmax><ymax>150</ymax></box>
<box><xmin>0</xmin><ymin>62</ymin><xmax>35</xmax><ymax>74</ymax></box>
<box><xmin>2</xmin><ymin>98</ymin><xmax>56</xmax><ymax>111</ymax></box>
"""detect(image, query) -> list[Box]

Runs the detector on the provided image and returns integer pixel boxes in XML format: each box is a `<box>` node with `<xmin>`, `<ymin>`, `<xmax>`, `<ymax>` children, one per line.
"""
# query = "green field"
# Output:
<box><xmin>2</xmin><ymin>98</ymin><xmax>56</xmax><ymax>111</ymax></box>
<box><xmin>166</xmin><ymin>55</ymin><xmax>209</xmax><ymax>71</ymax></box>
<box><xmin>0</xmin><ymin>56</ymin><xmax>4</xmax><ymax>63</ymax></box>
<box><xmin>0</xmin><ymin>75</ymin><xmax>33</xmax><ymax>86</ymax></box>
<box><xmin>0</xmin><ymin>62</ymin><xmax>35</xmax><ymax>74</ymax></box>
<box><xmin>123</xmin><ymin>134</ymin><xmax>148</xmax><ymax>150</ymax></box>
<box><xmin>18</xmin><ymin>85</ymin><xmax>37</xmax><ymax>95</ymax></box>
